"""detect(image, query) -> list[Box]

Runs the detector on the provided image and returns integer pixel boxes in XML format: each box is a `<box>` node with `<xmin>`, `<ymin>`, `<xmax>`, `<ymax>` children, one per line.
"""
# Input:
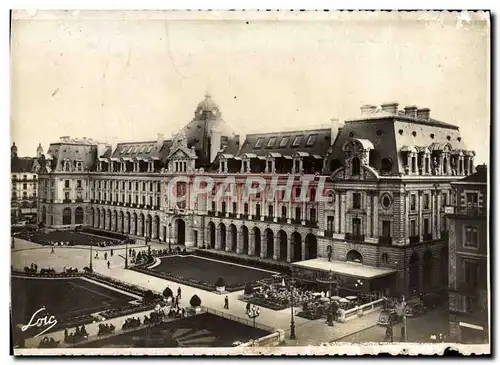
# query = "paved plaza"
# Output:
<box><xmin>12</xmin><ymin>237</ymin><xmax>387</xmax><ymax>346</ymax></box>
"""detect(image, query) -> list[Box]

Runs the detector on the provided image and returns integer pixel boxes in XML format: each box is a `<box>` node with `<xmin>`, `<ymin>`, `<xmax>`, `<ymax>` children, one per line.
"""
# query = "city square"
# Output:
<box><xmin>9</xmin><ymin>10</ymin><xmax>489</xmax><ymax>356</ymax></box>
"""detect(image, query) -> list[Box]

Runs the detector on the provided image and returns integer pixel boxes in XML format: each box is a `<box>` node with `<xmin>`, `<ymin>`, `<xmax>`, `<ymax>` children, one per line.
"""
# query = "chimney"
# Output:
<box><xmin>380</xmin><ymin>102</ymin><xmax>399</xmax><ymax>115</ymax></box>
<box><xmin>416</xmin><ymin>108</ymin><xmax>430</xmax><ymax>120</ymax></box>
<box><xmin>404</xmin><ymin>105</ymin><xmax>418</xmax><ymax>118</ymax></box>
<box><xmin>157</xmin><ymin>133</ymin><xmax>164</xmax><ymax>144</ymax></box>
<box><xmin>360</xmin><ymin>104</ymin><xmax>377</xmax><ymax>116</ymax></box>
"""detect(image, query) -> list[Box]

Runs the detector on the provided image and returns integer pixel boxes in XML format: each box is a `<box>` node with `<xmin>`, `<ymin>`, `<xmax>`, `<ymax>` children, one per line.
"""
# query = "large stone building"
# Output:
<box><xmin>447</xmin><ymin>165</ymin><xmax>488</xmax><ymax>343</ymax></box>
<box><xmin>11</xmin><ymin>142</ymin><xmax>43</xmax><ymax>223</ymax></box>
<box><xmin>36</xmin><ymin>95</ymin><xmax>477</xmax><ymax>298</ymax></box>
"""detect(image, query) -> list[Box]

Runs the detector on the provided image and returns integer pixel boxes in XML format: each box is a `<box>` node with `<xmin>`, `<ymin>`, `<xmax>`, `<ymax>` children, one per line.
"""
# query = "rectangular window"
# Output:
<box><xmin>64</xmin><ymin>180</ymin><xmax>70</xmax><ymax>188</ymax></box>
<box><xmin>150</xmin><ymin>182</ymin><xmax>153</xmax><ymax>191</ymax></box>
<box><xmin>77</xmin><ymin>180</ymin><xmax>82</xmax><ymax>188</ymax></box>
<box><xmin>327</xmin><ymin>216</ymin><xmax>334</xmax><ymax>232</ymax></box>
<box><xmin>424</xmin><ymin>193</ymin><xmax>430</xmax><ymax>210</ymax></box>
<box><xmin>221</xmin><ymin>202</ymin><xmax>227</xmax><ymax>214</ymax></box>
<box><xmin>65</xmin><ymin>192</ymin><xmax>70</xmax><ymax>201</ymax></box>
<box><xmin>424</xmin><ymin>218</ymin><xmax>430</xmax><ymax>234</ymax></box>
<box><xmin>305</xmin><ymin>134</ymin><xmax>317</xmax><ymax>147</ymax></box>
<box><xmin>211</xmin><ymin>201</ymin><xmax>216</xmax><ymax>211</ymax></box>
<box><xmin>255</xmin><ymin>204</ymin><xmax>261</xmax><ymax>217</ymax></box>
<box><xmin>410</xmin><ymin>194</ymin><xmax>416</xmax><ymax>211</ymax></box>
<box><xmin>464</xmin><ymin>260</ymin><xmax>479</xmax><ymax>287</ymax></box>
<box><xmin>281</xmin><ymin>206</ymin><xmax>287</xmax><ymax>218</ymax></box>
<box><xmin>279</xmin><ymin>137</ymin><xmax>290</xmax><ymax>147</ymax></box>
<box><xmin>244</xmin><ymin>203</ymin><xmax>249</xmax><ymax>215</ymax></box>
<box><xmin>464</xmin><ymin>226</ymin><xmax>479</xmax><ymax>248</ymax></box>
<box><xmin>266</xmin><ymin>137</ymin><xmax>277</xmax><ymax>148</ymax></box>
<box><xmin>466</xmin><ymin>193</ymin><xmax>478</xmax><ymax>209</ymax></box>
<box><xmin>23</xmin><ymin>183</ymin><xmax>27</xmax><ymax>189</ymax></box>
<box><xmin>295</xmin><ymin>207</ymin><xmax>301</xmax><ymax>221</ymax></box>
<box><xmin>254</xmin><ymin>138</ymin><xmax>264</xmax><ymax>149</ymax></box>
<box><xmin>353</xmin><ymin>193</ymin><xmax>361</xmax><ymax>209</ymax></box>
<box><xmin>309</xmin><ymin>208</ymin><xmax>316</xmax><ymax>222</ymax></box>
<box><xmin>292</xmin><ymin>135</ymin><xmax>303</xmax><ymax>147</ymax></box>
<box><xmin>442</xmin><ymin>192</ymin><xmax>447</xmax><ymax>207</ymax></box>
<box><xmin>232</xmin><ymin>202</ymin><xmax>237</xmax><ymax>213</ymax></box>
<box><xmin>382</xmin><ymin>220</ymin><xmax>391</xmax><ymax>238</ymax></box>
<box><xmin>268</xmin><ymin>205</ymin><xmax>274</xmax><ymax>217</ymax></box>
<box><xmin>410</xmin><ymin>220</ymin><xmax>417</xmax><ymax>237</ymax></box>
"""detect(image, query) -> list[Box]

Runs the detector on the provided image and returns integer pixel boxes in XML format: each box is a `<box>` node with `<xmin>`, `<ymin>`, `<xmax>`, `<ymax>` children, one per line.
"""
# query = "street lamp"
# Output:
<box><xmin>288</xmin><ymin>273</ymin><xmax>296</xmax><ymax>340</ymax></box>
<box><xmin>317</xmin><ymin>270</ymin><xmax>337</xmax><ymax>327</ymax></box>
<box><xmin>247</xmin><ymin>305</ymin><xmax>260</xmax><ymax>328</ymax></box>
<box><xmin>89</xmin><ymin>241</ymin><xmax>93</xmax><ymax>272</ymax></box>
<box><xmin>125</xmin><ymin>235</ymin><xmax>129</xmax><ymax>269</ymax></box>
<box><xmin>168</xmin><ymin>222</ymin><xmax>172</xmax><ymax>251</ymax></box>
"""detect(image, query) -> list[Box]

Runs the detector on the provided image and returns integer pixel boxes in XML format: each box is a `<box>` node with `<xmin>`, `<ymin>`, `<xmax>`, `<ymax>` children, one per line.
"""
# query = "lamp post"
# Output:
<box><xmin>125</xmin><ymin>235</ymin><xmax>129</xmax><ymax>269</ymax></box>
<box><xmin>89</xmin><ymin>242</ymin><xmax>93</xmax><ymax>271</ymax></box>
<box><xmin>168</xmin><ymin>222</ymin><xmax>172</xmax><ymax>251</ymax></box>
<box><xmin>247</xmin><ymin>305</ymin><xmax>260</xmax><ymax>328</ymax></box>
<box><xmin>288</xmin><ymin>273</ymin><xmax>296</xmax><ymax>340</ymax></box>
<box><xmin>317</xmin><ymin>270</ymin><xmax>337</xmax><ymax>327</ymax></box>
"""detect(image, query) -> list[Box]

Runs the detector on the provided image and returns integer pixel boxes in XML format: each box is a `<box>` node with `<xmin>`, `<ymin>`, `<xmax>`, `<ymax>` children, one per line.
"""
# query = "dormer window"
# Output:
<box><xmin>146</xmin><ymin>145</ymin><xmax>153</xmax><ymax>153</ymax></box>
<box><xmin>64</xmin><ymin>160</ymin><xmax>71</xmax><ymax>171</ymax></box>
<box><xmin>127</xmin><ymin>146</ymin><xmax>134</xmax><ymax>153</ymax></box>
<box><xmin>140</xmin><ymin>145</ymin><xmax>147</xmax><ymax>153</ymax></box>
<box><xmin>75</xmin><ymin>161</ymin><xmax>83</xmax><ymax>171</ymax></box>
<box><xmin>352</xmin><ymin>157</ymin><xmax>361</xmax><ymax>175</ymax></box>
<box><xmin>120</xmin><ymin>146</ymin><xmax>128</xmax><ymax>153</ymax></box>
<box><xmin>254</xmin><ymin>138</ymin><xmax>264</xmax><ymax>149</ymax></box>
<box><xmin>305</xmin><ymin>134</ymin><xmax>317</xmax><ymax>147</ymax></box>
<box><xmin>279</xmin><ymin>137</ymin><xmax>290</xmax><ymax>147</ymax></box>
<box><xmin>266</xmin><ymin>137</ymin><xmax>277</xmax><ymax>148</ymax></box>
<box><xmin>292</xmin><ymin>135</ymin><xmax>303</xmax><ymax>147</ymax></box>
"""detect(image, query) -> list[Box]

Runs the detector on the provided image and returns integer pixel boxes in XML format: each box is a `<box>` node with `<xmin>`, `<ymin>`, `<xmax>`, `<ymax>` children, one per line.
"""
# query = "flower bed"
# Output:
<box><xmin>85</xmin><ymin>272</ymin><xmax>162</xmax><ymax>300</ymax></box>
<box><xmin>131</xmin><ymin>267</ymin><xmax>218</xmax><ymax>292</ymax></box>
<box><xmin>81</xmin><ymin>227</ymin><xmax>129</xmax><ymax>241</ymax></box>
<box><xmin>12</xmin><ymin>269</ymin><xmax>83</xmax><ymax>279</ymax></box>
<box><xmin>194</xmin><ymin>249</ymin><xmax>292</xmax><ymax>275</ymax></box>
<box><xmin>100</xmin><ymin>302</ymin><xmax>160</xmax><ymax>320</ymax></box>
<box><xmin>240</xmin><ymin>296</ymin><xmax>290</xmax><ymax>311</ymax></box>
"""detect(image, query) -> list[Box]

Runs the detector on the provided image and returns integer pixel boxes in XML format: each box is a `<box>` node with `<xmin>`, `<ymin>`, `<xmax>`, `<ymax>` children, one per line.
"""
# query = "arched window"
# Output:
<box><xmin>380</xmin><ymin>158</ymin><xmax>393</xmax><ymax>173</ymax></box>
<box><xmin>381</xmin><ymin>253</ymin><xmax>389</xmax><ymax>264</ymax></box>
<box><xmin>352</xmin><ymin>157</ymin><xmax>361</xmax><ymax>175</ymax></box>
<box><xmin>62</xmin><ymin>207</ymin><xmax>72</xmax><ymax>225</ymax></box>
<box><xmin>346</xmin><ymin>250</ymin><xmax>363</xmax><ymax>264</ymax></box>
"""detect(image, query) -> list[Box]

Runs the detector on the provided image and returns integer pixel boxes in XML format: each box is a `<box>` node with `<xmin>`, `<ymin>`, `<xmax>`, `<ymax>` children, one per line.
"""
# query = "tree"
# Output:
<box><xmin>190</xmin><ymin>294</ymin><xmax>201</xmax><ymax>307</ymax></box>
<box><xmin>163</xmin><ymin>287</ymin><xmax>173</xmax><ymax>299</ymax></box>
<box><xmin>215</xmin><ymin>277</ymin><xmax>226</xmax><ymax>288</ymax></box>
<box><xmin>244</xmin><ymin>284</ymin><xmax>254</xmax><ymax>296</ymax></box>
<box><xmin>143</xmin><ymin>290</ymin><xmax>155</xmax><ymax>304</ymax></box>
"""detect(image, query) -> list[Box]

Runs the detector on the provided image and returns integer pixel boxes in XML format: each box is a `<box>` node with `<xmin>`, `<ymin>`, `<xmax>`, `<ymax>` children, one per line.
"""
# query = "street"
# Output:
<box><xmin>336</xmin><ymin>305</ymin><xmax>450</xmax><ymax>343</ymax></box>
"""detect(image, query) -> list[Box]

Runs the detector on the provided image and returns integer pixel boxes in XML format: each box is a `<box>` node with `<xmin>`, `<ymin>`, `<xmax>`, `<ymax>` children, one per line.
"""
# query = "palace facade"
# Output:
<box><xmin>446</xmin><ymin>165</ymin><xmax>488</xmax><ymax>343</ymax></box>
<box><xmin>36</xmin><ymin>95</ymin><xmax>477</xmax><ymax>298</ymax></box>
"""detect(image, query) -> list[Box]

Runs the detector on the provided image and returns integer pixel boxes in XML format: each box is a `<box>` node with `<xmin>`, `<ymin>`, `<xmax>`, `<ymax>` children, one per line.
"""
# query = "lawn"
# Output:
<box><xmin>11</xmin><ymin>277</ymin><xmax>138</xmax><ymax>326</ymax></box>
<box><xmin>76</xmin><ymin>312</ymin><xmax>272</xmax><ymax>348</ymax></box>
<box><xmin>14</xmin><ymin>230</ymin><xmax>121</xmax><ymax>246</ymax></box>
<box><xmin>150</xmin><ymin>255</ymin><xmax>277</xmax><ymax>289</ymax></box>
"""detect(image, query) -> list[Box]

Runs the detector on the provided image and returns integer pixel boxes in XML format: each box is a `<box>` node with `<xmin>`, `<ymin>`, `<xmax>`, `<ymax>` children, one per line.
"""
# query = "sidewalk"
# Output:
<box><xmin>12</xmin><ymin>238</ymin><xmax>381</xmax><ymax>347</ymax></box>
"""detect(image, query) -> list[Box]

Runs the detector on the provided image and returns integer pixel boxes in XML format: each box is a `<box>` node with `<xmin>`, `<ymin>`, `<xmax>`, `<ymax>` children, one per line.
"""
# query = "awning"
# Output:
<box><xmin>244</xmin><ymin>153</ymin><xmax>257</xmax><ymax>159</ymax></box>
<box><xmin>295</xmin><ymin>152</ymin><xmax>310</xmax><ymax>157</ymax></box>
<box><xmin>293</xmin><ymin>258</ymin><xmax>397</xmax><ymax>280</ymax></box>
<box><xmin>313</xmin><ymin>155</ymin><xmax>323</xmax><ymax>159</ymax></box>
<box><xmin>257</xmin><ymin>156</ymin><xmax>266</xmax><ymax>160</ymax></box>
<box><xmin>268</xmin><ymin>152</ymin><xmax>282</xmax><ymax>158</ymax></box>
<box><xmin>282</xmin><ymin>155</ymin><xmax>293</xmax><ymax>160</ymax></box>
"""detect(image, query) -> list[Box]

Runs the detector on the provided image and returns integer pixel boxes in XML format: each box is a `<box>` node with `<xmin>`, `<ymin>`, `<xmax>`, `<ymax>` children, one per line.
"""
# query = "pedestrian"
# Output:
<box><xmin>104</xmin><ymin>252</ymin><xmax>108</xmax><ymax>260</ymax></box>
<box><xmin>177</xmin><ymin>287</ymin><xmax>182</xmax><ymax>299</ymax></box>
<box><xmin>107</xmin><ymin>261</ymin><xmax>110</xmax><ymax>269</ymax></box>
<box><xmin>110</xmin><ymin>249</ymin><xmax>114</xmax><ymax>256</ymax></box>
<box><xmin>246</xmin><ymin>302</ymin><xmax>251</xmax><ymax>313</ymax></box>
<box><xmin>430</xmin><ymin>334</ymin><xmax>437</xmax><ymax>343</ymax></box>
<box><xmin>400</xmin><ymin>326</ymin><xmax>405</xmax><ymax>341</ymax></box>
<box><xmin>51</xmin><ymin>246</ymin><xmax>55</xmax><ymax>253</ymax></box>
<box><xmin>224</xmin><ymin>296</ymin><xmax>229</xmax><ymax>310</ymax></box>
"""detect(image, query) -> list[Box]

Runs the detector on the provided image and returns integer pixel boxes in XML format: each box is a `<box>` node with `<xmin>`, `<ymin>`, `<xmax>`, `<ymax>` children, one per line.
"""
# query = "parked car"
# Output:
<box><xmin>404</xmin><ymin>303</ymin><xmax>426</xmax><ymax>317</ymax></box>
<box><xmin>377</xmin><ymin>309</ymin><xmax>402</xmax><ymax>326</ymax></box>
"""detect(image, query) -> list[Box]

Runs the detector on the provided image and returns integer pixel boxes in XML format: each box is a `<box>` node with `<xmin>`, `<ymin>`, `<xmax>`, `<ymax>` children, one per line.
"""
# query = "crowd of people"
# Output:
<box><xmin>63</xmin><ymin>325</ymin><xmax>89</xmax><ymax>344</ymax></box>
<box><xmin>97</xmin><ymin>323</ymin><xmax>116</xmax><ymax>336</ymax></box>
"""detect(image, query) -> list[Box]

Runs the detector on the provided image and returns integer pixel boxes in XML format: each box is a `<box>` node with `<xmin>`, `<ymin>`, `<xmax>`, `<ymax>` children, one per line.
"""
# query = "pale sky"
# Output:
<box><xmin>10</xmin><ymin>10</ymin><xmax>490</xmax><ymax>164</ymax></box>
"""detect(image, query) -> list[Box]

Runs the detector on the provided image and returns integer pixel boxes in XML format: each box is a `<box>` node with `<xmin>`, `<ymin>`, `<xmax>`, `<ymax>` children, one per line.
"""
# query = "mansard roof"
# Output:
<box><xmin>111</xmin><ymin>140</ymin><xmax>172</xmax><ymax>161</ymax></box>
<box><xmin>11</xmin><ymin>157</ymin><xmax>35</xmax><ymax>173</ymax></box>
<box><xmin>236</xmin><ymin>128</ymin><xmax>332</xmax><ymax>159</ymax></box>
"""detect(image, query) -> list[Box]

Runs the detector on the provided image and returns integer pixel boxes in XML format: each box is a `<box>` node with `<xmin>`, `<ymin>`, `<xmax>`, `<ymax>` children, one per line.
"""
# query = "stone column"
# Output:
<box><xmin>366</xmin><ymin>192</ymin><xmax>372</xmax><ymax>237</ymax></box>
<box><xmin>260</xmin><ymin>233</ymin><xmax>267</xmax><ymax>259</ymax></box>
<box><xmin>100</xmin><ymin>211</ymin><xmax>105</xmax><ymax>229</ymax></box>
<box><xmin>111</xmin><ymin>213</ymin><xmax>116</xmax><ymax>231</ymax></box>
<box><xmin>287</xmin><ymin>235</ymin><xmax>292</xmax><ymax>263</ymax></box>
<box><xmin>215</xmin><ymin>228</ymin><xmax>221</xmax><ymax>250</ymax></box>
<box><xmin>436</xmin><ymin>192</ymin><xmax>442</xmax><ymax>237</ymax></box>
<box><xmin>432</xmin><ymin>191</ymin><xmax>438</xmax><ymax>239</ymax></box>
<box><xmin>301</xmin><ymin>239</ymin><xmax>306</xmax><ymax>261</ymax></box>
<box><xmin>249</xmin><ymin>231</ymin><xmax>255</xmax><ymax>256</ymax></box>
<box><xmin>236</xmin><ymin>230</ymin><xmax>242</xmax><ymax>254</ymax></box>
<box><xmin>418</xmin><ymin>192</ymin><xmax>423</xmax><ymax>241</ymax></box>
<box><xmin>299</xmin><ymin>158</ymin><xmax>303</xmax><ymax>173</ymax></box>
<box><xmin>130</xmin><ymin>217</ymin><xmax>136</xmax><ymax>235</ymax></box>
<box><xmin>137</xmin><ymin>217</ymin><xmax>143</xmax><ymax>236</ymax></box>
<box><xmin>334</xmin><ymin>192</ymin><xmax>340</xmax><ymax>233</ymax></box>
<box><xmin>152</xmin><ymin>219</ymin><xmax>158</xmax><ymax>239</ymax></box>
<box><xmin>373</xmin><ymin>193</ymin><xmax>379</xmax><ymax>237</ymax></box>
<box><xmin>273</xmin><ymin>234</ymin><xmax>279</xmax><ymax>260</ymax></box>
<box><xmin>94</xmin><ymin>210</ymin><xmax>98</xmax><ymax>228</ymax></box>
<box><xmin>404</xmin><ymin>192</ymin><xmax>410</xmax><ymax>244</ymax></box>
<box><xmin>340</xmin><ymin>192</ymin><xmax>347</xmax><ymax>234</ymax></box>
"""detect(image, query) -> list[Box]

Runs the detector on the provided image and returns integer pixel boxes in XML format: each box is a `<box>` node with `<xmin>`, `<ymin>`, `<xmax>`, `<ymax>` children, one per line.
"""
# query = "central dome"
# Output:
<box><xmin>195</xmin><ymin>93</ymin><xmax>219</xmax><ymax>114</ymax></box>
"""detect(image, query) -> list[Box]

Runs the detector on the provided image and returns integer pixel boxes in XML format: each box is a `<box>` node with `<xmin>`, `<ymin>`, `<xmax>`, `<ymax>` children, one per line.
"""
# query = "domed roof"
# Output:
<box><xmin>195</xmin><ymin>93</ymin><xmax>219</xmax><ymax>113</ymax></box>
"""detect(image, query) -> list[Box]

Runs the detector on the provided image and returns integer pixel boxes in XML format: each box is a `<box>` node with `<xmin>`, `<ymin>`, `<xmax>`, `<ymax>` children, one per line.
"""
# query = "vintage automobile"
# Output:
<box><xmin>404</xmin><ymin>303</ymin><xmax>427</xmax><ymax>317</ymax></box>
<box><xmin>377</xmin><ymin>309</ymin><xmax>402</xmax><ymax>326</ymax></box>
